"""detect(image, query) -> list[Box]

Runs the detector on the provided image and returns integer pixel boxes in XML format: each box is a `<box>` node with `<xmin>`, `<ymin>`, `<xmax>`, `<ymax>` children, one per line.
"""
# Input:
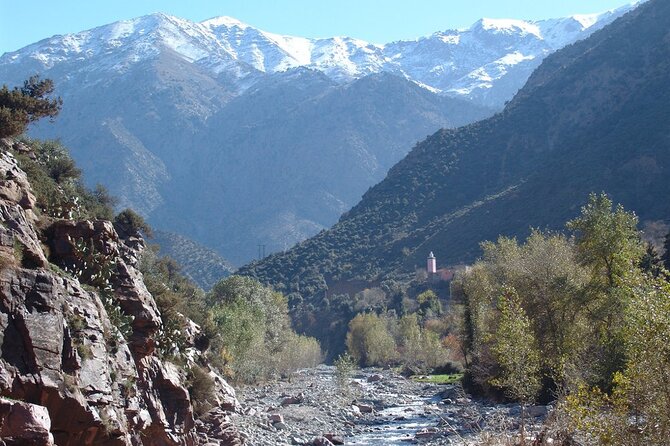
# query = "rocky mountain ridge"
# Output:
<box><xmin>0</xmin><ymin>3</ymin><xmax>638</xmax><ymax>270</ymax></box>
<box><xmin>1</xmin><ymin>4</ymin><xmax>637</xmax><ymax>107</ymax></box>
<box><xmin>0</xmin><ymin>138</ymin><xmax>241</xmax><ymax>445</ymax></box>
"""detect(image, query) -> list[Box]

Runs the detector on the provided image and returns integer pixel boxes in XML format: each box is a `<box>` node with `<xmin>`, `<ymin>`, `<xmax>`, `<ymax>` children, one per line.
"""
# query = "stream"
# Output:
<box><xmin>347</xmin><ymin>390</ymin><xmax>440</xmax><ymax>444</ymax></box>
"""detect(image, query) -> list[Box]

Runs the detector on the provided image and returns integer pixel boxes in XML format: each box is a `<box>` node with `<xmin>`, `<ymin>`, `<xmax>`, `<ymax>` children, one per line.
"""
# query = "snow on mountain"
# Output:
<box><xmin>0</xmin><ymin>3</ymin><xmax>639</xmax><ymax>107</ymax></box>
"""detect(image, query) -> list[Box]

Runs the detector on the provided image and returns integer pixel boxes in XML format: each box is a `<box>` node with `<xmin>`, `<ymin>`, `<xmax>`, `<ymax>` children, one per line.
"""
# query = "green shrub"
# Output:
<box><xmin>114</xmin><ymin>209</ymin><xmax>153</xmax><ymax>238</ymax></box>
<box><xmin>13</xmin><ymin>139</ymin><xmax>115</xmax><ymax>220</ymax></box>
<box><xmin>187</xmin><ymin>365</ymin><xmax>216</xmax><ymax>416</ymax></box>
<box><xmin>334</xmin><ymin>352</ymin><xmax>355</xmax><ymax>395</ymax></box>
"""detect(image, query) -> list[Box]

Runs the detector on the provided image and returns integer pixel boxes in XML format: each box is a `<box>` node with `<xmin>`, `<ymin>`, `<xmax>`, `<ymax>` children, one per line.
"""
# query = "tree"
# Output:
<box><xmin>0</xmin><ymin>76</ymin><xmax>62</xmax><ymax>138</ymax></box>
<box><xmin>567</xmin><ymin>273</ymin><xmax>670</xmax><ymax>445</ymax></box>
<box><xmin>663</xmin><ymin>230</ymin><xmax>670</xmax><ymax>271</ymax></box>
<box><xmin>490</xmin><ymin>286</ymin><xmax>541</xmax><ymax>446</ymax></box>
<box><xmin>334</xmin><ymin>352</ymin><xmax>355</xmax><ymax>395</ymax></box>
<box><xmin>452</xmin><ymin>230</ymin><xmax>591</xmax><ymax>391</ymax></box>
<box><xmin>416</xmin><ymin>289</ymin><xmax>442</xmax><ymax>317</ymax></box>
<box><xmin>618</xmin><ymin>274</ymin><xmax>670</xmax><ymax>443</ymax></box>
<box><xmin>567</xmin><ymin>193</ymin><xmax>645</xmax><ymax>386</ymax></box>
<box><xmin>567</xmin><ymin>193</ymin><xmax>644</xmax><ymax>287</ymax></box>
<box><xmin>205</xmin><ymin>275</ymin><xmax>321</xmax><ymax>382</ymax></box>
<box><xmin>639</xmin><ymin>243</ymin><xmax>664</xmax><ymax>277</ymax></box>
<box><xmin>345</xmin><ymin>313</ymin><xmax>396</xmax><ymax>367</ymax></box>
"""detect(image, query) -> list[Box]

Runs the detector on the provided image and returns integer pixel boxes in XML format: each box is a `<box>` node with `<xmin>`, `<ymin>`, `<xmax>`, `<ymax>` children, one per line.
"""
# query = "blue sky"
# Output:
<box><xmin>1</xmin><ymin>0</ymin><xmax>635</xmax><ymax>55</ymax></box>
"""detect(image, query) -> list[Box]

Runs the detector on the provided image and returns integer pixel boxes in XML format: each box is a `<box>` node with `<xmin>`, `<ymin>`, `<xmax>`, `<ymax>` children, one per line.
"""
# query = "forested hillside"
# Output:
<box><xmin>240</xmin><ymin>0</ymin><xmax>670</xmax><ymax>349</ymax></box>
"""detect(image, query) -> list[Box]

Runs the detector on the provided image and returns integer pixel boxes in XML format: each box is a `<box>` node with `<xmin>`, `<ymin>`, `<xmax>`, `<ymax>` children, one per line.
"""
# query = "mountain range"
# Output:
<box><xmin>239</xmin><ymin>0</ymin><xmax>670</xmax><ymax>350</ymax></box>
<box><xmin>0</xmin><ymin>4</ymin><xmax>636</xmax><ymax>270</ymax></box>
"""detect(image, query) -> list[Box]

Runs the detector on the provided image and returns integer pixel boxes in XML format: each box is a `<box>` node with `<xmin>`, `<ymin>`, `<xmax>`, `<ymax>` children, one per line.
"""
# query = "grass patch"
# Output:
<box><xmin>411</xmin><ymin>373</ymin><xmax>463</xmax><ymax>384</ymax></box>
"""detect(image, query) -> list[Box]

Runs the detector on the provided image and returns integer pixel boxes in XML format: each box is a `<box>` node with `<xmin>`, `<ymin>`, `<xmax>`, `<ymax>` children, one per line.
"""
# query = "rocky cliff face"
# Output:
<box><xmin>0</xmin><ymin>139</ymin><xmax>242</xmax><ymax>445</ymax></box>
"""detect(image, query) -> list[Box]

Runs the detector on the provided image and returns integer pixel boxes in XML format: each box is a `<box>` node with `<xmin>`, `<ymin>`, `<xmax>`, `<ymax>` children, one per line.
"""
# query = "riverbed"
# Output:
<box><xmin>231</xmin><ymin>365</ymin><xmax>550</xmax><ymax>445</ymax></box>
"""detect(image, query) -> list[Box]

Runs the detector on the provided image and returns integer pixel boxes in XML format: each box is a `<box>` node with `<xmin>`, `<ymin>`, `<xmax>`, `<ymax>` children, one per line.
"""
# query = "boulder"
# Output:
<box><xmin>281</xmin><ymin>393</ymin><xmax>304</xmax><ymax>406</ymax></box>
<box><xmin>366</xmin><ymin>374</ymin><xmax>383</xmax><ymax>383</ymax></box>
<box><xmin>0</xmin><ymin>398</ymin><xmax>54</xmax><ymax>446</ymax></box>
<box><xmin>353</xmin><ymin>403</ymin><xmax>374</xmax><ymax>413</ymax></box>
<box><xmin>137</xmin><ymin>356</ymin><xmax>195</xmax><ymax>445</ymax></box>
<box><xmin>196</xmin><ymin>407</ymin><xmax>244</xmax><ymax>446</ymax></box>
<box><xmin>323</xmin><ymin>433</ymin><xmax>344</xmax><ymax>445</ymax></box>
<box><xmin>0</xmin><ymin>203</ymin><xmax>47</xmax><ymax>268</ymax></box>
<box><xmin>268</xmin><ymin>413</ymin><xmax>284</xmax><ymax>424</ymax></box>
<box><xmin>310</xmin><ymin>437</ymin><xmax>334</xmax><ymax>446</ymax></box>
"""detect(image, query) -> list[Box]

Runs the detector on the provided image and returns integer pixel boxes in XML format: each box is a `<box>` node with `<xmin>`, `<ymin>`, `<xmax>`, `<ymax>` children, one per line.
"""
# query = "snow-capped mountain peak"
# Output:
<box><xmin>571</xmin><ymin>13</ymin><xmax>602</xmax><ymax>29</ymax></box>
<box><xmin>0</xmin><ymin>3</ymin><xmax>639</xmax><ymax>107</ymax></box>
<box><xmin>201</xmin><ymin>15</ymin><xmax>251</xmax><ymax>30</ymax></box>
<box><xmin>471</xmin><ymin>18</ymin><xmax>542</xmax><ymax>38</ymax></box>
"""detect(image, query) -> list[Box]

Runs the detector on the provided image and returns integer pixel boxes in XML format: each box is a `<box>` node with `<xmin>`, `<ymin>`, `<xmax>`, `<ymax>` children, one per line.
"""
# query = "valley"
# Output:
<box><xmin>1</xmin><ymin>0</ymin><xmax>669</xmax><ymax>445</ymax></box>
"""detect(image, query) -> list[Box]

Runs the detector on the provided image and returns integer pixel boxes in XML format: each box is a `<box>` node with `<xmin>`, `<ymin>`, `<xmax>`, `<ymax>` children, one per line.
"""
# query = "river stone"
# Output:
<box><xmin>527</xmin><ymin>405</ymin><xmax>550</xmax><ymax>418</ymax></box>
<box><xmin>353</xmin><ymin>403</ymin><xmax>373</xmax><ymax>413</ymax></box>
<box><xmin>324</xmin><ymin>433</ymin><xmax>344</xmax><ymax>444</ymax></box>
<box><xmin>269</xmin><ymin>413</ymin><xmax>284</xmax><ymax>424</ymax></box>
<box><xmin>367</xmin><ymin>374</ymin><xmax>383</xmax><ymax>383</ymax></box>
<box><xmin>310</xmin><ymin>436</ymin><xmax>334</xmax><ymax>446</ymax></box>
<box><xmin>281</xmin><ymin>393</ymin><xmax>304</xmax><ymax>406</ymax></box>
<box><xmin>415</xmin><ymin>427</ymin><xmax>439</xmax><ymax>439</ymax></box>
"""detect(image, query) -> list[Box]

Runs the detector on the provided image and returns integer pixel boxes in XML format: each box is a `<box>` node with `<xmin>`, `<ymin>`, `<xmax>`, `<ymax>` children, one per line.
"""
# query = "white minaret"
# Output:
<box><xmin>427</xmin><ymin>252</ymin><xmax>437</xmax><ymax>274</ymax></box>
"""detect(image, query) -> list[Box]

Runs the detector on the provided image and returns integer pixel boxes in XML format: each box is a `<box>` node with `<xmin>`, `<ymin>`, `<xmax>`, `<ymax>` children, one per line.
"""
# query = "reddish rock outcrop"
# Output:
<box><xmin>0</xmin><ymin>145</ymin><xmax>243</xmax><ymax>445</ymax></box>
<box><xmin>0</xmin><ymin>397</ymin><xmax>55</xmax><ymax>445</ymax></box>
<box><xmin>47</xmin><ymin>219</ymin><xmax>161</xmax><ymax>358</ymax></box>
<box><xmin>0</xmin><ymin>151</ymin><xmax>47</xmax><ymax>268</ymax></box>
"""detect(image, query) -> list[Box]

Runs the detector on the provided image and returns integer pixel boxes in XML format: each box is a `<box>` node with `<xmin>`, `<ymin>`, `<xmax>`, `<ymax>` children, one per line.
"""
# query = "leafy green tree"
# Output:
<box><xmin>396</xmin><ymin>314</ymin><xmax>422</xmax><ymax>370</ymax></box>
<box><xmin>567</xmin><ymin>193</ymin><xmax>645</xmax><ymax>387</ymax></box>
<box><xmin>275</xmin><ymin>333</ymin><xmax>322</xmax><ymax>378</ymax></box>
<box><xmin>334</xmin><ymin>352</ymin><xmax>356</xmax><ymax>395</ymax></box>
<box><xmin>617</xmin><ymin>273</ymin><xmax>670</xmax><ymax>442</ymax></box>
<box><xmin>567</xmin><ymin>193</ymin><xmax>644</xmax><ymax>287</ymax></box>
<box><xmin>567</xmin><ymin>273</ymin><xmax>670</xmax><ymax>445</ymax></box>
<box><xmin>490</xmin><ymin>286</ymin><xmax>541</xmax><ymax>445</ymax></box>
<box><xmin>345</xmin><ymin>313</ymin><xmax>396</xmax><ymax>367</ymax></box>
<box><xmin>0</xmin><ymin>76</ymin><xmax>62</xmax><ymax>138</ymax></box>
<box><xmin>395</xmin><ymin>313</ymin><xmax>449</xmax><ymax>372</ymax></box>
<box><xmin>453</xmin><ymin>230</ymin><xmax>591</xmax><ymax>391</ymax></box>
<box><xmin>416</xmin><ymin>289</ymin><xmax>442</xmax><ymax>317</ymax></box>
<box><xmin>207</xmin><ymin>276</ymin><xmax>321</xmax><ymax>382</ymax></box>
